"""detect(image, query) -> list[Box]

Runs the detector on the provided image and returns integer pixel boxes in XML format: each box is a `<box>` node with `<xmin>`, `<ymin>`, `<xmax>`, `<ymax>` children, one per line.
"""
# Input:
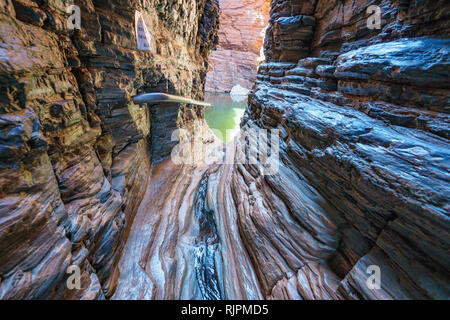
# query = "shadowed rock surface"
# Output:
<box><xmin>0</xmin><ymin>0</ymin><xmax>219</xmax><ymax>299</ymax></box>
<box><xmin>233</xmin><ymin>0</ymin><xmax>450</xmax><ymax>299</ymax></box>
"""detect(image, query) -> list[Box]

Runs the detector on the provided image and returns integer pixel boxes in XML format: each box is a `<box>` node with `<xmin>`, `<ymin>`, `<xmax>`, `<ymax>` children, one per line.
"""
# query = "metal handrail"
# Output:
<box><xmin>133</xmin><ymin>92</ymin><xmax>211</xmax><ymax>107</ymax></box>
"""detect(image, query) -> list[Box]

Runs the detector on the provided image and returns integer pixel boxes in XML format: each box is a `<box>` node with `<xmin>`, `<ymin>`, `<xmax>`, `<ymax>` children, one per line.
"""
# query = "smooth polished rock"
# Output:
<box><xmin>335</xmin><ymin>38</ymin><xmax>450</xmax><ymax>89</ymax></box>
<box><xmin>223</xmin><ymin>0</ymin><xmax>450</xmax><ymax>299</ymax></box>
<box><xmin>0</xmin><ymin>0</ymin><xmax>219</xmax><ymax>299</ymax></box>
<box><xmin>1</xmin><ymin>0</ymin><xmax>449</xmax><ymax>301</ymax></box>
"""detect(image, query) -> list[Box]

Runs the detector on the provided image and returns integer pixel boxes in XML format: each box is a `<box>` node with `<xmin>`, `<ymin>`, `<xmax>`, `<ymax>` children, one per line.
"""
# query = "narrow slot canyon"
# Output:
<box><xmin>0</xmin><ymin>0</ymin><xmax>449</xmax><ymax>301</ymax></box>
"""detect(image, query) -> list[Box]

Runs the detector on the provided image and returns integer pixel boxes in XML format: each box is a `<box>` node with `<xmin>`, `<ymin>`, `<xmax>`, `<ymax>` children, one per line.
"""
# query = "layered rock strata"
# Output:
<box><xmin>0</xmin><ymin>0</ymin><xmax>218</xmax><ymax>299</ymax></box>
<box><xmin>205</xmin><ymin>0</ymin><xmax>270</xmax><ymax>92</ymax></box>
<box><xmin>1</xmin><ymin>0</ymin><xmax>449</xmax><ymax>301</ymax></box>
<box><xmin>117</xmin><ymin>0</ymin><xmax>449</xmax><ymax>300</ymax></box>
<box><xmin>232</xmin><ymin>0</ymin><xmax>450</xmax><ymax>299</ymax></box>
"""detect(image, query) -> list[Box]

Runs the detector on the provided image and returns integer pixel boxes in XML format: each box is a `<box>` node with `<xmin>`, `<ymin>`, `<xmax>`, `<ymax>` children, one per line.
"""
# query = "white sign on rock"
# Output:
<box><xmin>135</xmin><ymin>11</ymin><xmax>154</xmax><ymax>51</ymax></box>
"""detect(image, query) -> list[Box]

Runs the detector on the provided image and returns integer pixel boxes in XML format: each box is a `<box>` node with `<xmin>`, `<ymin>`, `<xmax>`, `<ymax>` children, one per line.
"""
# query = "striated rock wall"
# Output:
<box><xmin>1</xmin><ymin>0</ymin><xmax>448</xmax><ymax>301</ymax></box>
<box><xmin>227</xmin><ymin>0</ymin><xmax>450</xmax><ymax>299</ymax></box>
<box><xmin>0</xmin><ymin>0</ymin><xmax>218</xmax><ymax>299</ymax></box>
<box><xmin>205</xmin><ymin>0</ymin><xmax>270</xmax><ymax>92</ymax></box>
<box><xmin>86</xmin><ymin>0</ymin><xmax>450</xmax><ymax>300</ymax></box>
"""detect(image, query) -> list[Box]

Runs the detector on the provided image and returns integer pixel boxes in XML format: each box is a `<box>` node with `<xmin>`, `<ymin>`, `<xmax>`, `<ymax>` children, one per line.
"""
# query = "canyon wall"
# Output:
<box><xmin>1</xmin><ymin>0</ymin><xmax>448</xmax><ymax>301</ymax></box>
<box><xmin>0</xmin><ymin>0</ymin><xmax>218</xmax><ymax>299</ymax></box>
<box><xmin>205</xmin><ymin>0</ymin><xmax>270</xmax><ymax>92</ymax></box>
<box><xmin>223</xmin><ymin>0</ymin><xmax>450</xmax><ymax>299</ymax></box>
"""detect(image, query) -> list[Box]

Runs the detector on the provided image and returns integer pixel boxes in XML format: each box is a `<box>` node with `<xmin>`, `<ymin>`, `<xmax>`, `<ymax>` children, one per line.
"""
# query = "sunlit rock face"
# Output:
<box><xmin>0</xmin><ymin>0</ymin><xmax>218</xmax><ymax>299</ymax></box>
<box><xmin>229</xmin><ymin>0</ymin><xmax>450</xmax><ymax>299</ymax></box>
<box><xmin>205</xmin><ymin>0</ymin><xmax>270</xmax><ymax>92</ymax></box>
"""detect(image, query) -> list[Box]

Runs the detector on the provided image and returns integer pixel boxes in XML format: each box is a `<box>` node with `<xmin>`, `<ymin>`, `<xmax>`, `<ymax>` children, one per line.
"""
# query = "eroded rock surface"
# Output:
<box><xmin>0</xmin><ymin>0</ymin><xmax>219</xmax><ymax>299</ymax></box>
<box><xmin>231</xmin><ymin>0</ymin><xmax>450</xmax><ymax>299</ymax></box>
<box><xmin>205</xmin><ymin>0</ymin><xmax>270</xmax><ymax>92</ymax></box>
<box><xmin>1</xmin><ymin>0</ymin><xmax>449</xmax><ymax>301</ymax></box>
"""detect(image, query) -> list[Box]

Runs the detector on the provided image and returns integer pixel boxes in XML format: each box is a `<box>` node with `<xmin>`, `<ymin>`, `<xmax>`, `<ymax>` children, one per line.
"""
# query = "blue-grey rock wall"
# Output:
<box><xmin>235</xmin><ymin>0</ymin><xmax>450</xmax><ymax>299</ymax></box>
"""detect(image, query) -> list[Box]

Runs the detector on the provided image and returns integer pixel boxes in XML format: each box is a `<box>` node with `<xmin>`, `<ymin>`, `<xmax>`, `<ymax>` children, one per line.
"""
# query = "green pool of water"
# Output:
<box><xmin>205</xmin><ymin>93</ymin><xmax>246</xmax><ymax>142</ymax></box>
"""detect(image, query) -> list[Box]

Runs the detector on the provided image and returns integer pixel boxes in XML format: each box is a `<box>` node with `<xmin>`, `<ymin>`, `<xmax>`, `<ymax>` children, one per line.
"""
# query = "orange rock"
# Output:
<box><xmin>206</xmin><ymin>0</ymin><xmax>270</xmax><ymax>92</ymax></box>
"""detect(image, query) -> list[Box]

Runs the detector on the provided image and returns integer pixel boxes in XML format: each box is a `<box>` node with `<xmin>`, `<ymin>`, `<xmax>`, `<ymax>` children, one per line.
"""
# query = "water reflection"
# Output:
<box><xmin>204</xmin><ymin>93</ymin><xmax>246</xmax><ymax>142</ymax></box>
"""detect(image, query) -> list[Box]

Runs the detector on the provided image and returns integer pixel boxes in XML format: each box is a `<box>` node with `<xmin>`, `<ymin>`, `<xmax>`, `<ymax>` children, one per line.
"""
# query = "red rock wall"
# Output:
<box><xmin>1</xmin><ymin>0</ymin><xmax>449</xmax><ymax>301</ymax></box>
<box><xmin>205</xmin><ymin>0</ymin><xmax>270</xmax><ymax>92</ymax></box>
<box><xmin>0</xmin><ymin>0</ymin><xmax>218</xmax><ymax>299</ymax></box>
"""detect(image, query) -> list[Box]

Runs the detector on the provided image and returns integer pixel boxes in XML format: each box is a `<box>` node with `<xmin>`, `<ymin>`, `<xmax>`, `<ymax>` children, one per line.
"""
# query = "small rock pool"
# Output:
<box><xmin>204</xmin><ymin>93</ymin><xmax>246</xmax><ymax>142</ymax></box>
